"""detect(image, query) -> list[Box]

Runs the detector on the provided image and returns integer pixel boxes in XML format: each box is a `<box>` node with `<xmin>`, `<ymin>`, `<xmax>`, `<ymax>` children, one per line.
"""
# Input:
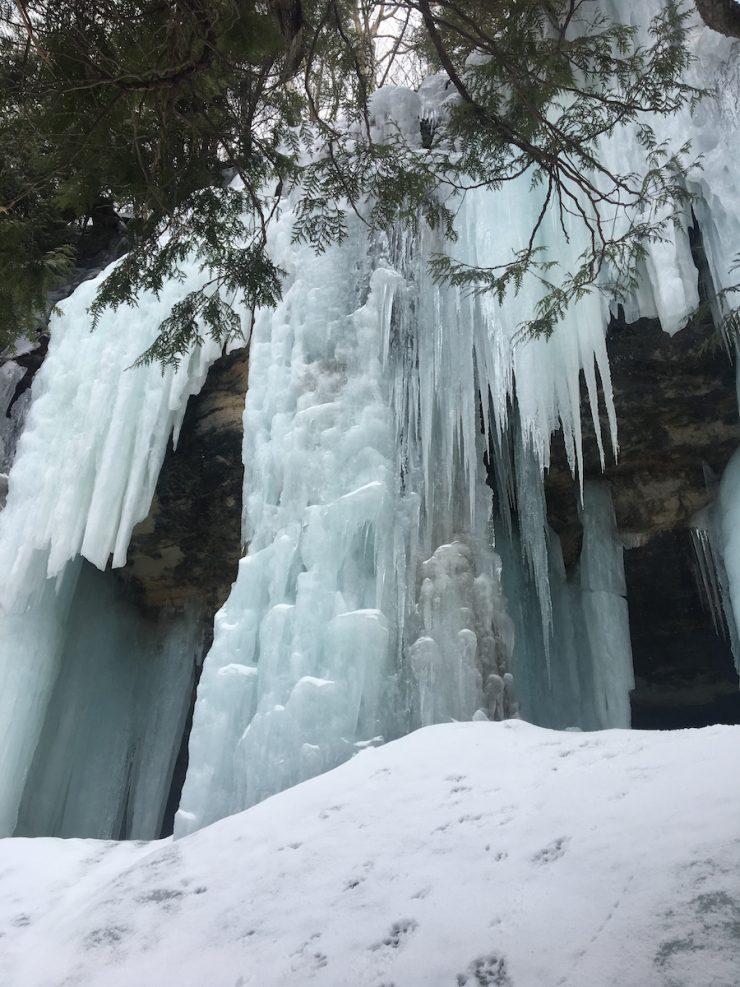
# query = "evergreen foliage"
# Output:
<box><xmin>0</xmin><ymin>1</ymin><xmax>712</xmax><ymax>361</ymax></box>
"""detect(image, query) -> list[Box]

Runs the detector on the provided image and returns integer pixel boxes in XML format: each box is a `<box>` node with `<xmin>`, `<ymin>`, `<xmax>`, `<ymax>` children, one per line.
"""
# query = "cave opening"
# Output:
<box><xmin>625</xmin><ymin>529</ymin><xmax>740</xmax><ymax>729</ymax></box>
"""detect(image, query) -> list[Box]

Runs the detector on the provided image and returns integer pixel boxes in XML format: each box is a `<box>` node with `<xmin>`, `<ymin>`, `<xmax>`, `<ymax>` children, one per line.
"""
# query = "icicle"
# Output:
<box><xmin>0</xmin><ymin>258</ymin><xmax>224</xmax><ymax>613</ymax></box>
<box><xmin>689</xmin><ymin>509</ymin><xmax>727</xmax><ymax>638</ymax></box>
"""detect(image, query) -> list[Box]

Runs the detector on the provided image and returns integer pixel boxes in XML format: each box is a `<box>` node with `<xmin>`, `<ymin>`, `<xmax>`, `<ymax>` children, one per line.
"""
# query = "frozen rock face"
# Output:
<box><xmin>123</xmin><ymin>346</ymin><xmax>248</xmax><ymax>616</ymax></box>
<box><xmin>543</xmin><ymin>296</ymin><xmax>740</xmax><ymax>729</ymax></box>
<box><xmin>0</xmin><ymin>222</ymin><xmax>229</xmax><ymax>837</ymax></box>
<box><xmin>545</xmin><ymin>305</ymin><xmax>739</xmax><ymax>566</ymax></box>
<box><xmin>7</xmin><ymin>0</ymin><xmax>740</xmax><ymax>843</ymax></box>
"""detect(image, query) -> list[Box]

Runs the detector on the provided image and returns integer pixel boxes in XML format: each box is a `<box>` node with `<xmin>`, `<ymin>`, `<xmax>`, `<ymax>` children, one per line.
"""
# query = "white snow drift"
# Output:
<box><xmin>1</xmin><ymin>721</ymin><xmax>739</xmax><ymax>987</ymax></box>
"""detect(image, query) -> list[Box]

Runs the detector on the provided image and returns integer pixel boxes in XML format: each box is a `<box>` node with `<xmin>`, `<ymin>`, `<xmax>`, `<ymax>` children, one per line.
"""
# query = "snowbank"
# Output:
<box><xmin>0</xmin><ymin>720</ymin><xmax>738</xmax><ymax>986</ymax></box>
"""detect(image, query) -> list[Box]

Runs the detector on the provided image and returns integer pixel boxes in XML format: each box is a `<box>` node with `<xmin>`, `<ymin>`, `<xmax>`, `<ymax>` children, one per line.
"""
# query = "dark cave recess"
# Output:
<box><xmin>625</xmin><ymin>529</ymin><xmax>740</xmax><ymax>730</ymax></box>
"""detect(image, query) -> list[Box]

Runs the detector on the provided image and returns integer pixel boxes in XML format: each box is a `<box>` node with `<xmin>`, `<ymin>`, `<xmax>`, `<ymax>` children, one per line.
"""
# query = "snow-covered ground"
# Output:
<box><xmin>0</xmin><ymin>720</ymin><xmax>738</xmax><ymax>986</ymax></box>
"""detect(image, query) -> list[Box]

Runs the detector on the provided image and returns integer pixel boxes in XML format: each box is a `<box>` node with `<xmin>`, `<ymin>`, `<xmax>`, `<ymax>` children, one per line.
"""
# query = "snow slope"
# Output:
<box><xmin>1</xmin><ymin>721</ymin><xmax>738</xmax><ymax>987</ymax></box>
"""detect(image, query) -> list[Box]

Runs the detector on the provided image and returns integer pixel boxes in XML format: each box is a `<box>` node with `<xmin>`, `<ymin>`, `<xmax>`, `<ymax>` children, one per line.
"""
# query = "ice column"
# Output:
<box><xmin>409</xmin><ymin>539</ymin><xmax>515</xmax><ymax>726</ymax></box>
<box><xmin>577</xmin><ymin>482</ymin><xmax>634</xmax><ymax>728</ymax></box>
<box><xmin>176</xmin><ymin>210</ymin><xmax>411</xmax><ymax>836</ymax></box>
<box><xmin>715</xmin><ymin>451</ymin><xmax>740</xmax><ymax>677</ymax></box>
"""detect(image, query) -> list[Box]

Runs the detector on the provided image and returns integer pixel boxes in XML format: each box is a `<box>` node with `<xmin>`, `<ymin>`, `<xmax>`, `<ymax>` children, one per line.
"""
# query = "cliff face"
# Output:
<box><xmin>545</xmin><ymin>305</ymin><xmax>740</xmax><ymax>728</ymax></box>
<box><xmin>122</xmin><ymin>346</ymin><xmax>248</xmax><ymax>619</ymax></box>
<box><xmin>545</xmin><ymin>309</ymin><xmax>739</xmax><ymax>563</ymax></box>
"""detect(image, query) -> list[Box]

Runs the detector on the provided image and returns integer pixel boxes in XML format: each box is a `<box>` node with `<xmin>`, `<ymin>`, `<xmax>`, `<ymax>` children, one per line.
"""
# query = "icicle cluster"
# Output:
<box><xmin>0</xmin><ymin>257</ymin><xmax>224</xmax><ymax>837</ymax></box>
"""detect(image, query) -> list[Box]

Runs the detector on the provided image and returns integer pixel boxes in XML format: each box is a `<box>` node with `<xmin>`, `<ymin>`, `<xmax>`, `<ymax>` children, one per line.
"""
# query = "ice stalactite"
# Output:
<box><xmin>497</xmin><ymin>482</ymin><xmax>632</xmax><ymax>731</ymax></box>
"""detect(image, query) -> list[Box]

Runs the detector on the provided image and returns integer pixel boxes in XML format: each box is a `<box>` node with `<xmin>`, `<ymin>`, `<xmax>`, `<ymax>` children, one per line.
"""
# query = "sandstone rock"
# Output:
<box><xmin>123</xmin><ymin>346</ymin><xmax>248</xmax><ymax>618</ymax></box>
<box><xmin>545</xmin><ymin>308</ymin><xmax>739</xmax><ymax>567</ymax></box>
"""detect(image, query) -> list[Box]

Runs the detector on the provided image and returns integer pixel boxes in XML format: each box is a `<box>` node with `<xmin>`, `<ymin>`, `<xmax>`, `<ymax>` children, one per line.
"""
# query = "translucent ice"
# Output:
<box><xmin>0</xmin><ymin>236</ymin><xmax>227</xmax><ymax>835</ymax></box>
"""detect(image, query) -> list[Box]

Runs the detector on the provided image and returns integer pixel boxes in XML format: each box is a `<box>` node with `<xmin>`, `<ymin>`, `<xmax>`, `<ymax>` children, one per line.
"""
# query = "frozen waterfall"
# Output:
<box><xmin>1</xmin><ymin>0</ymin><xmax>740</xmax><ymax>840</ymax></box>
<box><xmin>0</xmin><ymin>257</ymin><xmax>224</xmax><ymax>837</ymax></box>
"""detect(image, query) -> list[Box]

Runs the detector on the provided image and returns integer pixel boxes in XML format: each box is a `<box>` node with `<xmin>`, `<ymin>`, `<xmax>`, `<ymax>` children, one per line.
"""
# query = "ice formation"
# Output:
<box><xmin>1</xmin><ymin>0</ymin><xmax>740</xmax><ymax>841</ymax></box>
<box><xmin>0</xmin><ymin>259</ymin><xmax>223</xmax><ymax>837</ymax></box>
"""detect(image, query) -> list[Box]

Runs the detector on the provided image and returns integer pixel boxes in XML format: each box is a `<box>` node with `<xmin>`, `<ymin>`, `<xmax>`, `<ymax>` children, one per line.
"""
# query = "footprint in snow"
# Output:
<box><xmin>456</xmin><ymin>952</ymin><xmax>512</xmax><ymax>986</ymax></box>
<box><xmin>319</xmin><ymin>805</ymin><xmax>344</xmax><ymax>820</ymax></box>
<box><xmin>532</xmin><ymin>837</ymin><xmax>569</xmax><ymax>864</ymax></box>
<box><xmin>372</xmin><ymin>918</ymin><xmax>418</xmax><ymax>950</ymax></box>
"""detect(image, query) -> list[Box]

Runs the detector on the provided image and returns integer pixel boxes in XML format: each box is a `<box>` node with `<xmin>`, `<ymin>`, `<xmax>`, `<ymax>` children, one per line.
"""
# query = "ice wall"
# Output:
<box><xmin>0</xmin><ymin>255</ymin><xmax>224</xmax><ymax>837</ymax></box>
<box><xmin>175</xmin><ymin>212</ymin><xmax>413</xmax><ymax>834</ymax></box>
<box><xmin>176</xmin><ymin>2</ymin><xmax>740</xmax><ymax>834</ymax></box>
<box><xmin>176</xmin><ymin>90</ymin><xmax>630</xmax><ymax>834</ymax></box>
<box><xmin>15</xmin><ymin>564</ymin><xmax>198</xmax><ymax>840</ymax></box>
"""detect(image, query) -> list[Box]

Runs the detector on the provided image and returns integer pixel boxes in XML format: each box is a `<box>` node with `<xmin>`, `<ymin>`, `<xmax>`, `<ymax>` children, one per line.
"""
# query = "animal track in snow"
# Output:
<box><xmin>83</xmin><ymin>925</ymin><xmax>129</xmax><ymax>950</ymax></box>
<box><xmin>372</xmin><ymin>918</ymin><xmax>418</xmax><ymax>950</ymax></box>
<box><xmin>136</xmin><ymin>888</ymin><xmax>184</xmax><ymax>905</ymax></box>
<box><xmin>532</xmin><ymin>837</ymin><xmax>569</xmax><ymax>864</ymax></box>
<box><xmin>456</xmin><ymin>952</ymin><xmax>512</xmax><ymax>986</ymax></box>
<box><xmin>319</xmin><ymin>805</ymin><xmax>344</xmax><ymax>820</ymax></box>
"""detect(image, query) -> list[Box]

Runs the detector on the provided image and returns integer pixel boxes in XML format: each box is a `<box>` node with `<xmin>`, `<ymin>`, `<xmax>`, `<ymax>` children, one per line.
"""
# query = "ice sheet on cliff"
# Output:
<box><xmin>0</xmin><ymin>257</ymin><xmax>225</xmax><ymax>837</ymax></box>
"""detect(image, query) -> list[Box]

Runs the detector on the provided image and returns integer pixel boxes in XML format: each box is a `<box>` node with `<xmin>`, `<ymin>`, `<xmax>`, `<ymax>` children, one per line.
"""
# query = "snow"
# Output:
<box><xmin>2</xmin><ymin>721</ymin><xmax>739</xmax><ymax>987</ymax></box>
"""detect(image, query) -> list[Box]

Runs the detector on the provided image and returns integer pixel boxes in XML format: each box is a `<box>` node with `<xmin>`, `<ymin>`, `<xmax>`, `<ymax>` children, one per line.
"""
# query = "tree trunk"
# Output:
<box><xmin>695</xmin><ymin>0</ymin><xmax>740</xmax><ymax>39</ymax></box>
